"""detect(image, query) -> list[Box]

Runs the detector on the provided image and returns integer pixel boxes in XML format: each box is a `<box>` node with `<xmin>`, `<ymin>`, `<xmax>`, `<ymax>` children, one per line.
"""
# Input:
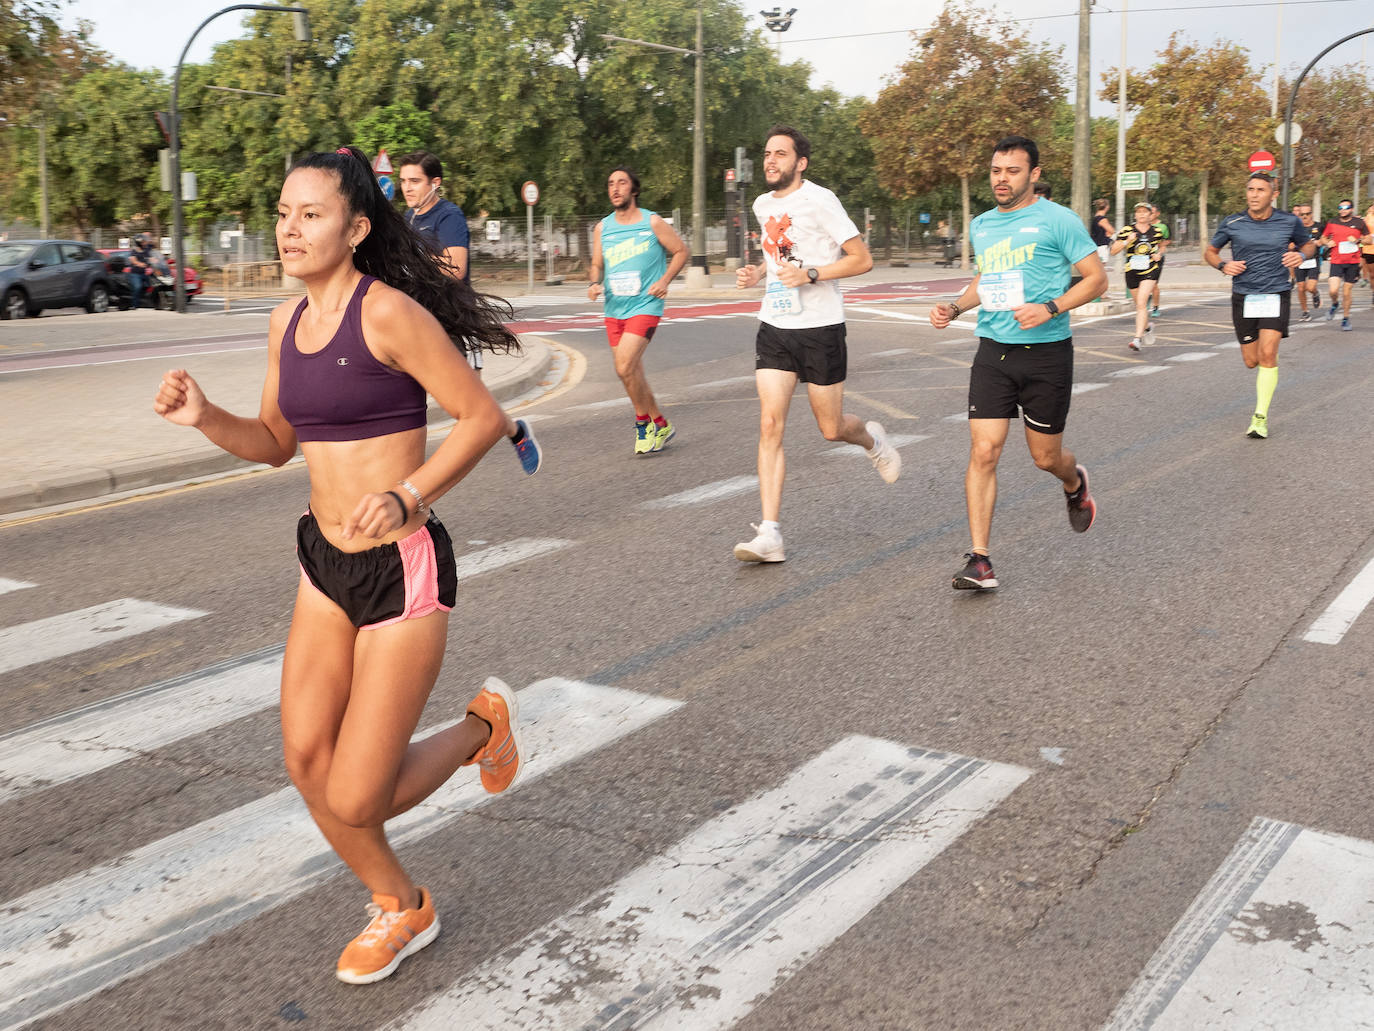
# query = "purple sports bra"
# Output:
<box><xmin>277</xmin><ymin>275</ymin><xmax>428</xmax><ymax>442</ymax></box>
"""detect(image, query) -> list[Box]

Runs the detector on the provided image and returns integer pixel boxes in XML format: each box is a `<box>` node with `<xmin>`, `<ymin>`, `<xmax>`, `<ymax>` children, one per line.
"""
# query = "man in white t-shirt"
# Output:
<box><xmin>732</xmin><ymin>125</ymin><xmax>901</xmax><ymax>564</ymax></box>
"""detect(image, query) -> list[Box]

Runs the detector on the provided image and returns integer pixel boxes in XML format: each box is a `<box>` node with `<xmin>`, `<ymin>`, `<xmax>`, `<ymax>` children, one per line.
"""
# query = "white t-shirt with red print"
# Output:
<box><xmin>752</xmin><ymin>180</ymin><xmax>861</xmax><ymax>329</ymax></box>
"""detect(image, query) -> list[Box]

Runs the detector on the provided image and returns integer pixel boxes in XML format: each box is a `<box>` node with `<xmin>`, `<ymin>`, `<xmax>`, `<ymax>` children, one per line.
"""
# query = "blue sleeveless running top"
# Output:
<box><xmin>277</xmin><ymin>275</ymin><xmax>428</xmax><ymax>442</ymax></box>
<box><xmin>600</xmin><ymin>209</ymin><xmax>667</xmax><ymax>320</ymax></box>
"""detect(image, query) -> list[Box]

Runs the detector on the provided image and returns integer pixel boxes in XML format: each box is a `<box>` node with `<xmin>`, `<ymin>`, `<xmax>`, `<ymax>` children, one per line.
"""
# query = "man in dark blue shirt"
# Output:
<box><xmin>397</xmin><ymin>150</ymin><xmax>541</xmax><ymax>475</ymax></box>
<box><xmin>1205</xmin><ymin>172</ymin><xmax>1314</xmax><ymax>439</ymax></box>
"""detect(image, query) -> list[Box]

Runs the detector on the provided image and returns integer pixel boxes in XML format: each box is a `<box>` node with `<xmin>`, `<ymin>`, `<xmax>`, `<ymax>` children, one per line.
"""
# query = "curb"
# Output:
<box><xmin>0</xmin><ymin>336</ymin><xmax>556</xmax><ymax>519</ymax></box>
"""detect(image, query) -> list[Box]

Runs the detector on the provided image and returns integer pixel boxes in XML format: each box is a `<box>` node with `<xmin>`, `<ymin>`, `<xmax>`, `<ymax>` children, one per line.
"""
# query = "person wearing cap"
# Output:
<box><xmin>1318</xmin><ymin>199</ymin><xmax>1370</xmax><ymax>330</ymax></box>
<box><xmin>1110</xmin><ymin>202</ymin><xmax>1165</xmax><ymax>351</ymax></box>
<box><xmin>1204</xmin><ymin>171</ymin><xmax>1315</xmax><ymax>439</ymax></box>
<box><xmin>127</xmin><ymin>233</ymin><xmax>157</xmax><ymax>308</ymax></box>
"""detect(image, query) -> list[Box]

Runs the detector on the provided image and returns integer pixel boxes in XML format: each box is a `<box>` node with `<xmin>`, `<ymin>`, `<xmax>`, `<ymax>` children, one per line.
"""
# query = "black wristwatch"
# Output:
<box><xmin>806</xmin><ymin>267</ymin><xmax>820</xmax><ymax>284</ymax></box>
<box><xmin>1044</xmin><ymin>299</ymin><xmax>1060</xmax><ymax>316</ymax></box>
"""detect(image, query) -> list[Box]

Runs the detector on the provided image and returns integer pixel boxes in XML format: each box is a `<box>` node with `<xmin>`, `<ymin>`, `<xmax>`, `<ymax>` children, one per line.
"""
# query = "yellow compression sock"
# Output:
<box><xmin>1255</xmin><ymin>365</ymin><xmax>1278</xmax><ymax>417</ymax></box>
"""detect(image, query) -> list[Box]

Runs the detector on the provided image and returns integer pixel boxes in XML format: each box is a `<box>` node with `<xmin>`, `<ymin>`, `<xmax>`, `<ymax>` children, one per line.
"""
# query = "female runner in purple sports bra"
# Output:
<box><xmin>153</xmin><ymin>147</ymin><xmax>524</xmax><ymax>985</ymax></box>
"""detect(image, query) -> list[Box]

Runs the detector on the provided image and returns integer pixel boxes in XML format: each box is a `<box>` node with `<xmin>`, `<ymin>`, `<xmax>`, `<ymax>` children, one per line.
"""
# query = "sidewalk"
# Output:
<box><xmin>0</xmin><ymin>308</ymin><xmax>553</xmax><ymax>519</ymax></box>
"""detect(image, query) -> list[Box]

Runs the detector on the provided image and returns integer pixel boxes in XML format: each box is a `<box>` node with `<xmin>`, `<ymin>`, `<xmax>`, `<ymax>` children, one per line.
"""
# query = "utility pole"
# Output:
<box><xmin>689</xmin><ymin>2</ymin><xmax>708</xmax><ymax>287</ymax></box>
<box><xmin>36</xmin><ymin>114</ymin><xmax>49</xmax><ymax>238</ymax></box>
<box><xmin>1071</xmin><ymin>0</ymin><xmax>1091</xmax><ymax>222</ymax></box>
<box><xmin>1115</xmin><ymin>0</ymin><xmax>1127</xmax><ymax>257</ymax></box>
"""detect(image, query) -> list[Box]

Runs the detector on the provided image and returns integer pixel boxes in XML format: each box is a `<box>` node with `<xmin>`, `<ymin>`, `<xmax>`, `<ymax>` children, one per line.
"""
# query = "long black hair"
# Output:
<box><xmin>288</xmin><ymin>146</ymin><xmax>519</xmax><ymax>357</ymax></box>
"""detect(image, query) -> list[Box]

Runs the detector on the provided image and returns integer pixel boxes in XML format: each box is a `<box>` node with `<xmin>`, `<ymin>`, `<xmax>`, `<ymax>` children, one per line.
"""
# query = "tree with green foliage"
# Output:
<box><xmin>1281</xmin><ymin>67</ymin><xmax>1374</xmax><ymax>218</ymax></box>
<box><xmin>861</xmin><ymin>1</ymin><xmax>1064</xmax><ymax>268</ymax></box>
<box><xmin>1101</xmin><ymin>34</ymin><xmax>1271</xmax><ymax>239</ymax></box>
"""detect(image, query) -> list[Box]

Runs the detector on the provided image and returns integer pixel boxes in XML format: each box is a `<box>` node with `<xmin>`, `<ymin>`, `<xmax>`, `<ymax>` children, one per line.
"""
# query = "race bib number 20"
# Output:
<box><xmin>976</xmin><ymin>270</ymin><xmax>1026</xmax><ymax>312</ymax></box>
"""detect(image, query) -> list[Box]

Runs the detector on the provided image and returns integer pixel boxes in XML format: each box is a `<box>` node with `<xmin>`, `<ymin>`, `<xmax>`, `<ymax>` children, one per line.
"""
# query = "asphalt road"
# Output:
<box><xmin>4</xmin><ymin>286</ymin><xmax>1374</xmax><ymax>1030</ymax></box>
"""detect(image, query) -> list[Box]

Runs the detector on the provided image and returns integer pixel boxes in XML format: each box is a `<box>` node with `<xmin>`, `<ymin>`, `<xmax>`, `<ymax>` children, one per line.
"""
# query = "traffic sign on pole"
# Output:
<box><xmin>372</xmin><ymin>149</ymin><xmax>393</xmax><ymax>174</ymax></box>
<box><xmin>1117</xmin><ymin>171</ymin><xmax>1145</xmax><ymax>190</ymax></box>
<box><xmin>377</xmin><ymin>175</ymin><xmax>395</xmax><ymax>201</ymax></box>
<box><xmin>522</xmin><ymin>180</ymin><xmax>540</xmax><ymax>206</ymax></box>
<box><xmin>1248</xmin><ymin>150</ymin><xmax>1277</xmax><ymax>173</ymax></box>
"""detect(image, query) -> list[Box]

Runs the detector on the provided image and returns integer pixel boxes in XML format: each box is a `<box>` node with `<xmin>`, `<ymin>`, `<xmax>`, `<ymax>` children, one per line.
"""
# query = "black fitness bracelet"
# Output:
<box><xmin>385</xmin><ymin>490</ymin><xmax>409</xmax><ymax>519</ymax></box>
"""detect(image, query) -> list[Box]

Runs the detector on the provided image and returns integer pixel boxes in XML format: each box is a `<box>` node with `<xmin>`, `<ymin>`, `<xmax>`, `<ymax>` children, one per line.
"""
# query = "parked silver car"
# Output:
<box><xmin>0</xmin><ymin>239</ymin><xmax>117</xmax><ymax>319</ymax></box>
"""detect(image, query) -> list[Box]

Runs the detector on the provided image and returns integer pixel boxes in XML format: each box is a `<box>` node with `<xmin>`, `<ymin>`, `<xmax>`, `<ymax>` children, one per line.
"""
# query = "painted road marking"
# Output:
<box><xmin>1303</xmin><ymin>553</ymin><xmax>1374</xmax><ymax>644</ymax></box>
<box><xmin>848</xmin><ymin>306</ymin><xmax>926</xmax><ymax>322</ymax></box>
<box><xmin>1166</xmin><ymin>352</ymin><xmax>1219</xmax><ymax>362</ymax></box>
<box><xmin>389</xmin><ymin>736</ymin><xmax>1029</xmax><ymax>1031</ymax></box>
<box><xmin>1072</xmin><ymin>382</ymin><xmax>1110</xmax><ymax>394</ymax></box>
<box><xmin>0</xmin><ymin>646</ymin><xmax>282</xmax><ymax>806</ymax></box>
<box><xmin>568</xmin><ymin>397</ymin><xmax>633</xmax><ymax>411</ymax></box>
<box><xmin>871</xmin><ymin>347</ymin><xmax>914</xmax><ymax>357</ymax></box>
<box><xmin>0</xmin><ymin>679</ymin><xmax>682</xmax><ymax>1031</ymax></box>
<box><xmin>0</xmin><ymin>541</ymin><xmax>573</xmax><ymax>803</ymax></box>
<box><xmin>824</xmin><ymin>433</ymin><xmax>930</xmax><ymax>456</ymax></box>
<box><xmin>0</xmin><ymin>578</ymin><xmax>35</xmax><ymax>596</ymax></box>
<box><xmin>1105</xmin><ymin>817</ymin><xmax>1374</xmax><ymax>1030</ymax></box>
<box><xmin>0</xmin><ymin>599</ymin><xmax>207</xmax><ymax>675</ymax></box>
<box><xmin>641</xmin><ymin>475</ymin><xmax>758</xmax><ymax>510</ymax></box>
<box><xmin>1109</xmin><ymin>366</ymin><xmax>1172</xmax><ymax>378</ymax></box>
<box><xmin>454</xmin><ymin>537</ymin><xmax>573</xmax><ymax>579</ymax></box>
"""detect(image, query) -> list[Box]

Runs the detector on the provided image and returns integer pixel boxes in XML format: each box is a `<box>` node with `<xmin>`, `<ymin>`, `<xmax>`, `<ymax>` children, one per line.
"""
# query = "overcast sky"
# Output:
<box><xmin>65</xmin><ymin>0</ymin><xmax>1373</xmax><ymax>117</ymax></box>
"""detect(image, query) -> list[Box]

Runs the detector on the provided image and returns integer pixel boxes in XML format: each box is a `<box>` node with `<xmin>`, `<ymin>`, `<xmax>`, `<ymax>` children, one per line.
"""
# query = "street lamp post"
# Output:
<box><xmin>759</xmin><ymin>7</ymin><xmax>797</xmax><ymax>58</ymax></box>
<box><xmin>1280</xmin><ymin>28</ymin><xmax>1374</xmax><ymax>210</ymax></box>
<box><xmin>601</xmin><ymin>4</ymin><xmax>710</xmax><ymax>288</ymax></box>
<box><xmin>170</xmin><ymin>4</ymin><xmax>310</xmax><ymax>313</ymax></box>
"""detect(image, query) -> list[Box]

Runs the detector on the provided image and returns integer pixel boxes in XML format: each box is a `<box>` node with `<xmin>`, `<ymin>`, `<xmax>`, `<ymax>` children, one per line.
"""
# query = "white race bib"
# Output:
<box><xmin>1299</xmin><ymin>257</ymin><xmax>1317</xmax><ymax>270</ymax></box>
<box><xmin>763</xmin><ymin>279</ymin><xmax>802</xmax><ymax>318</ymax></box>
<box><xmin>1338</xmin><ymin>240</ymin><xmax>1359</xmax><ymax>255</ymax></box>
<box><xmin>1129</xmin><ymin>254</ymin><xmax>1152</xmax><ymax>271</ymax></box>
<box><xmin>1243</xmin><ymin>293</ymin><xmax>1281</xmax><ymax>319</ymax></box>
<box><xmin>607</xmin><ymin>270</ymin><xmax>642</xmax><ymax>295</ymax></box>
<box><xmin>976</xmin><ymin>270</ymin><xmax>1026</xmax><ymax>312</ymax></box>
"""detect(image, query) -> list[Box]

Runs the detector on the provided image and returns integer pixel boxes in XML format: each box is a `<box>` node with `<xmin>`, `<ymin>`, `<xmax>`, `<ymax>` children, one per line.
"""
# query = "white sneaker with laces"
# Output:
<box><xmin>865</xmin><ymin>420</ymin><xmax>902</xmax><ymax>483</ymax></box>
<box><xmin>734</xmin><ymin>523</ymin><xmax>785</xmax><ymax>563</ymax></box>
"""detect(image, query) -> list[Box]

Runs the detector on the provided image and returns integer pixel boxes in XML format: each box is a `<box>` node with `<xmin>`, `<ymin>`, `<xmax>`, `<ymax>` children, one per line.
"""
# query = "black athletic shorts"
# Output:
<box><xmin>968</xmin><ymin>337</ymin><xmax>1073</xmax><ymax>436</ymax></box>
<box><xmin>1230</xmin><ymin>291</ymin><xmax>1292</xmax><ymax>345</ymax></box>
<box><xmin>1331</xmin><ymin>263</ymin><xmax>1362</xmax><ymax>283</ymax></box>
<box><xmin>1124</xmin><ymin>268</ymin><xmax>1161</xmax><ymax>290</ymax></box>
<box><xmin>1363</xmin><ymin>252</ymin><xmax>1374</xmax><ymax>264</ymax></box>
<box><xmin>1295</xmin><ymin>264</ymin><xmax>1321</xmax><ymax>282</ymax></box>
<box><xmin>297</xmin><ymin>510</ymin><xmax>457</xmax><ymax>629</ymax></box>
<box><xmin>755</xmin><ymin>321</ymin><xmax>846</xmax><ymax>385</ymax></box>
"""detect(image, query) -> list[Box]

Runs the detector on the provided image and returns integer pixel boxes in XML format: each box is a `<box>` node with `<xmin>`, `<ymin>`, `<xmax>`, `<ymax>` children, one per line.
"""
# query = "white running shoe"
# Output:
<box><xmin>1144</xmin><ymin>322</ymin><xmax>1155</xmax><ymax>346</ymax></box>
<box><xmin>865</xmin><ymin>420</ymin><xmax>902</xmax><ymax>483</ymax></box>
<box><xmin>734</xmin><ymin>524</ymin><xmax>785</xmax><ymax>563</ymax></box>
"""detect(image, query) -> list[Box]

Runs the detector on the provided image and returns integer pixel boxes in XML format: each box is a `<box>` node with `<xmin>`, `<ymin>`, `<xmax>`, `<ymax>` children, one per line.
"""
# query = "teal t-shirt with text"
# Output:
<box><xmin>971</xmin><ymin>199</ymin><xmax>1097</xmax><ymax>344</ymax></box>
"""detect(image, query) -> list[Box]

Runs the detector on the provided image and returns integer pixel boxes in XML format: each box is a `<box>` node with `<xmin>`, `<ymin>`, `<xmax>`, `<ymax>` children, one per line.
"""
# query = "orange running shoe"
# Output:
<box><xmin>336</xmin><ymin>887</ymin><xmax>439</xmax><ymax>984</ymax></box>
<box><xmin>462</xmin><ymin>676</ymin><xmax>524</xmax><ymax>793</ymax></box>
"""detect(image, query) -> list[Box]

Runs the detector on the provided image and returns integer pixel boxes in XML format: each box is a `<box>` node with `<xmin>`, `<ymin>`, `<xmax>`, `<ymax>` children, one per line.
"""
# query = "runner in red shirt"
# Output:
<box><xmin>1318</xmin><ymin>199</ymin><xmax>1371</xmax><ymax>331</ymax></box>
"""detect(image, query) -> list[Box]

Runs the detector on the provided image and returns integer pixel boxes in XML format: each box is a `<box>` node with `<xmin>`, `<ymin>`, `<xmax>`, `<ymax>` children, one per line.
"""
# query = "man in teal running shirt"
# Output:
<box><xmin>929</xmin><ymin>135</ymin><xmax>1107</xmax><ymax>591</ymax></box>
<box><xmin>588</xmin><ymin>166</ymin><xmax>689</xmax><ymax>455</ymax></box>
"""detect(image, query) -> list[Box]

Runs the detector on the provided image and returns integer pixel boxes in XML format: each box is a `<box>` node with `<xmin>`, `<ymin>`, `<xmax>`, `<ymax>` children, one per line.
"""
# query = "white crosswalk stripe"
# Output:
<box><xmin>1105</xmin><ymin>817</ymin><xmax>1374</xmax><ymax>1029</ymax></box>
<box><xmin>0</xmin><ymin>598</ymin><xmax>207</xmax><ymax>675</ymax></box>
<box><xmin>0</xmin><ymin>540</ymin><xmax>574</xmax><ymax>804</ymax></box>
<box><xmin>0</xmin><ymin>577</ymin><xmax>35</xmax><ymax>596</ymax></box>
<box><xmin>388</xmin><ymin>736</ymin><xmax>1029</xmax><ymax>1030</ymax></box>
<box><xmin>0</xmin><ymin>679</ymin><xmax>682</xmax><ymax>1031</ymax></box>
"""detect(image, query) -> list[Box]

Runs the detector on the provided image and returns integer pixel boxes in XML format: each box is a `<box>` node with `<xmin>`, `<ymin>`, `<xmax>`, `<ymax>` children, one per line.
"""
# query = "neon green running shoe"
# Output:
<box><xmin>1246</xmin><ymin>413</ymin><xmax>1268</xmax><ymax>439</ymax></box>
<box><xmin>634</xmin><ymin>419</ymin><xmax>654</xmax><ymax>455</ymax></box>
<box><xmin>651</xmin><ymin>420</ymin><xmax>675</xmax><ymax>453</ymax></box>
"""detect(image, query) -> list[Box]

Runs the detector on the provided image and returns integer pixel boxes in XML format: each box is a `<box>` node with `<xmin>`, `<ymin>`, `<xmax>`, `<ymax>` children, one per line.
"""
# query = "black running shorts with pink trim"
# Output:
<box><xmin>967</xmin><ymin>337</ymin><xmax>1073</xmax><ymax>436</ymax></box>
<box><xmin>296</xmin><ymin>511</ymin><xmax>457</xmax><ymax>629</ymax></box>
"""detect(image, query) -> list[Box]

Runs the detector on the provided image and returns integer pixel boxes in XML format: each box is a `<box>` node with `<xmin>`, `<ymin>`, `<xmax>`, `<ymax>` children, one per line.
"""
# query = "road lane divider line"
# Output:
<box><xmin>1303</xmin><ymin>553</ymin><xmax>1374</xmax><ymax>644</ymax></box>
<box><xmin>0</xmin><ymin>679</ymin><xmax>683</xmax><ymax>1031</ymax></box>
<box><xmin>389</xmin><ymin>736</ymin><xmax>1029</xmax><ymax>1031</ymax></box>
<box><xmin>0</xmin><ymin>599</ymin><xmax>207</xmax><ymax>676</ymax></box>
<box><xmin>0</xmin><ymin>540</ymin><xmax>574</xmax><ymax>803</ymax></box>
<box><xmin>844</xmin><ymin>389</ymin><xmax>921</xmax><ymax>421</ymax></box>
<box><xmin>0</xmin><ymin>578</ymin><xmax>35</xmax><ymax>596</ymax></box>
<box><xmin>1166</xmin><ymin>352</ymin><xmax>1219</xmax><ymax>362</ymax></box>
<box><xmin>641</xmin><ymin>476</ymin><xmax>758</xmax><ymax>510</ymax></box>
<box><xmin>1108</xmin><ymin>366</ymin><xmax>1172</xmax><ymax>378</ymax></box>
<box><xmin>1105</xmin><ymin>818</ymin><xmax>1374</xmax><ymax>1030</ymax></box>
<box><xmin>1072</xmin><ymin>382</ymin><xmax>1109</xmax><ymax>394</ymax></box>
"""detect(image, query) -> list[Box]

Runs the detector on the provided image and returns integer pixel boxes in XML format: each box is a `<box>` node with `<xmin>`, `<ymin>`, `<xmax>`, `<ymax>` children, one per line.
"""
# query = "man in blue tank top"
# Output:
<box><xmin>588</xmin><ymin>166</ymin><xmax>689</xmax><ymax>455</ymax></box>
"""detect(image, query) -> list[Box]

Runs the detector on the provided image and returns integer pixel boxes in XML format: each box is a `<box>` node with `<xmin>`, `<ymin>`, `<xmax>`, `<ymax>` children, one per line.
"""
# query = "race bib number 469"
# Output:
<box><xmin>976</xmin><ymin>270</ymin><xmax>1026</xmax><ymax>312</ymax></box>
